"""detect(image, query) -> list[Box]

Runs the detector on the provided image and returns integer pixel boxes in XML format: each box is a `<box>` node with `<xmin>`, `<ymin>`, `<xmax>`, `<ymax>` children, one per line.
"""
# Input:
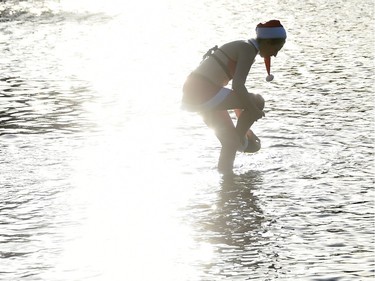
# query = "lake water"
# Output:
<box><xmin>0</xmin><ymin>0</ymin><xmax>374</xmax><ymax>280</ymax></box>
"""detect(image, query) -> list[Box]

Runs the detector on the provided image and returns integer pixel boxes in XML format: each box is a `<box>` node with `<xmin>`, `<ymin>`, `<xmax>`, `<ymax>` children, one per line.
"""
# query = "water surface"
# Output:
<box><xmin>0</xmin><ymin>0</ymin><xmax>374</xmax><ymax>280</ymax></box>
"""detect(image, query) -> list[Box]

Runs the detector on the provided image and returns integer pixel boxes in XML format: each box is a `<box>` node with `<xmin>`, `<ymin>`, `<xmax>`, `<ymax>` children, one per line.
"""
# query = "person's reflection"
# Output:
<box><xmin>212</xmin><ymin>171</ymin><xmax>264</xmax><ymax>247</ymax></box>
<box><xmin>193</xmin><ymin>171</ymin><xmax>281</xmax><ymax>278</ymax></box>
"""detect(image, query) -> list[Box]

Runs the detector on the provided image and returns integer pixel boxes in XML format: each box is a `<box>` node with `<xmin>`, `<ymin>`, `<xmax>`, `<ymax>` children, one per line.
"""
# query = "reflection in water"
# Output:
<box><xmin>214</xmin><ymin>172</ymin><xmax>264</xmax><ymax>247</ymax></box>
<box><xmin>185</xmin><ymin>172</ymin><xmax>283</xmax><ymax>279</ymax></box>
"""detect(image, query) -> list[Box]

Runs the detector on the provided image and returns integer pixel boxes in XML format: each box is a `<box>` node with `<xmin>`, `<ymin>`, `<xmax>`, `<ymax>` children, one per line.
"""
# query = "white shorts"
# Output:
<box><xmin>181</xmin><ymin>87</ymin><xmax>231</xmax><ymax>112</ymax></box>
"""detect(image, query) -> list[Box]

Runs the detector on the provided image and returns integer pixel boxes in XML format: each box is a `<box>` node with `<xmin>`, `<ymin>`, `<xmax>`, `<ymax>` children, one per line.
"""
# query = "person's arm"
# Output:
<box><xmin>231</xmin><ymin>43</ymin><xmax>264</xmax><ymax>120</ymax></box>
<box><xmin>234</xmin><ymin>109</ymin><xmax>260</xmax><ymax>141</ymax></box>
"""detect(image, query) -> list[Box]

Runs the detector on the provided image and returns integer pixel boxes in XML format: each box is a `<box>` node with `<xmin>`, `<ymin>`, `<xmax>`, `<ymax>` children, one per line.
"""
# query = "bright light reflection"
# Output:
<box><xmin>45</xmin><ymin>0</ymin><xmax>219</xmax><ymax>279</ymax></box>
<box><xmin>61</xmin><ymin>128</ymin><xmax>209</xmax><ymax>280</ymax></box>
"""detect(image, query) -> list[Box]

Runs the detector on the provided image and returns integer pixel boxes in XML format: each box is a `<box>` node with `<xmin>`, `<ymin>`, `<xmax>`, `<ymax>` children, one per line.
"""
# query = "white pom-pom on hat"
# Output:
<box><xmin>264</xmin><ymin>56</ymin><xmax>274</xmax><ymax>82</ymax></box>
<box><xmin>266</xmin><ymin>74</ymin><xmax>274</xmax><ymax>82</ymax></box>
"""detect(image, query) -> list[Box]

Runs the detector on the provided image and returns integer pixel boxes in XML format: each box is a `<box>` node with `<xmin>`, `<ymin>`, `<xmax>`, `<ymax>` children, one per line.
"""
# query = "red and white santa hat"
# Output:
<box><xmin>256</xmin><ymin>20</ymin><xmax>287</xmax><ymax>82</ymax></box>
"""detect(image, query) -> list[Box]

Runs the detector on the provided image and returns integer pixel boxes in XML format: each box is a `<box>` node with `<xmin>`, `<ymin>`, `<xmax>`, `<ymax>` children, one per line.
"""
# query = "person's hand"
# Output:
<box><xmin>244</xmin><ymin>96</ymin><xmax>265</xmax><ymax>120</ymax></box>
<box><xmin>252</xmin><ymin>108</ymin><xmax>265</xmax><ymax>121</ymax></box>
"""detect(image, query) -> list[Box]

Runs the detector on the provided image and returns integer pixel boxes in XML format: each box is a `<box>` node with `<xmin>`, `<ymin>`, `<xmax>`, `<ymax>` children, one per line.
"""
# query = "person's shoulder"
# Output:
<box><xmin>222</xmin><ymin>40</ymin><xmax>255</xmax><ymax>54</ymax></box>
<box><xmin>221</xmin><ymin>40</ymin><xmax>248</xmax><ymax>49</ymax></box>
<box><xmin>225</xmin><ymin>40</ymin><xmax>257</xmax><ymax>61</ymax></box>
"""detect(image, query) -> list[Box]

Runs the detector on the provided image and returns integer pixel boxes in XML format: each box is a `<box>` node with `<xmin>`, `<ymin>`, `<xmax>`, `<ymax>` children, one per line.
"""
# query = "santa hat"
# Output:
<box><xmin>256</xmin><ymin>20</ymin><xmax>287</xmax><ymax>82</ymax></box>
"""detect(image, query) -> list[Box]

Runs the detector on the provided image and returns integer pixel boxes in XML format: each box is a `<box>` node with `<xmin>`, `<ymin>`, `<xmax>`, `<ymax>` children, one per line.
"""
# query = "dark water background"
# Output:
<box><xmin>1</xmin><ymin>0</ymin><xmax>374</xmax><ymax>280</ymax></box>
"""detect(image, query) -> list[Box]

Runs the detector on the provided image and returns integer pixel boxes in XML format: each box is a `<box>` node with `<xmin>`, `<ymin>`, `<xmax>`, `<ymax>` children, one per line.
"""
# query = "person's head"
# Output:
<box><xmin>258</xmin><ymin>38</ymin><xmax>285</xmax><ymax>58</ymax></box>
<box><xmin>255</xmin><ymin>20</ymin><xmax>287</xmax><ymax>81</ymax></box>
<box><xmin>256</xmin><ymin>20</ymin><xmax>286</xmax><ymax>58</ymax></box>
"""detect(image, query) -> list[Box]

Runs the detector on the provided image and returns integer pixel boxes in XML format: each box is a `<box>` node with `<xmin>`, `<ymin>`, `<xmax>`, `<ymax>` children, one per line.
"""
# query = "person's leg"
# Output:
<box><xmin>202</xmin><ymin>110</ymin><xmax>239</xmax><ymax>174</ymax></box>
<box><xmin>213</xmin><ymin>92</ymin><xmax>257</xmax><ymax>141</ymax></box>
<box><xmin>234</xmin><ymin>94</ymin><xmax>264</xmax><ymax>153</ymax></box>
<box><xmin>201</xmin><ymin>90</ymin><xmax>260</xmax><ymax>172</ymax></box>
<box><xmin>236</xmin><ymin>110</ymin><xmax>256</xmax><ymax>137</ymax></box>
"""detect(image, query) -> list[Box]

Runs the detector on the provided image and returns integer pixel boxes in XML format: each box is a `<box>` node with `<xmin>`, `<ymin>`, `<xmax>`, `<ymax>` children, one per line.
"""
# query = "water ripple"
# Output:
<box><xmin>0</xmin><ymin>0</ymin><xmax>374</xmax><ymax>280</ymax></box>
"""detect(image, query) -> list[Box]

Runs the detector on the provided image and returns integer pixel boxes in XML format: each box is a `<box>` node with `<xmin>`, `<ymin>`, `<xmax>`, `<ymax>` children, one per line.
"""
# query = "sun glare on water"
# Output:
<box><xmin>45</xmin><ymin>1</ymin><xmax>208</xmax><ymax>280</ymax></box>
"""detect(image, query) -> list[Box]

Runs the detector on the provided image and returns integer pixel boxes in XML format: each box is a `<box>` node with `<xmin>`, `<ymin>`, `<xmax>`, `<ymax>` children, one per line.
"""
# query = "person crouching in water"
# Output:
<box><xmin>181</xmin><ymin>20</ymin><xmax>287</xmax><ymax>174</ymax></box>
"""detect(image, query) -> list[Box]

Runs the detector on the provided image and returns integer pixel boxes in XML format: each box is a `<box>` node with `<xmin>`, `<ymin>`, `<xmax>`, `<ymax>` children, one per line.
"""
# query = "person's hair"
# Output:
<box><xmin>257</xmin><ymin>38</ymin><xmax>286</xmax><ymax>45</ymax></box>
